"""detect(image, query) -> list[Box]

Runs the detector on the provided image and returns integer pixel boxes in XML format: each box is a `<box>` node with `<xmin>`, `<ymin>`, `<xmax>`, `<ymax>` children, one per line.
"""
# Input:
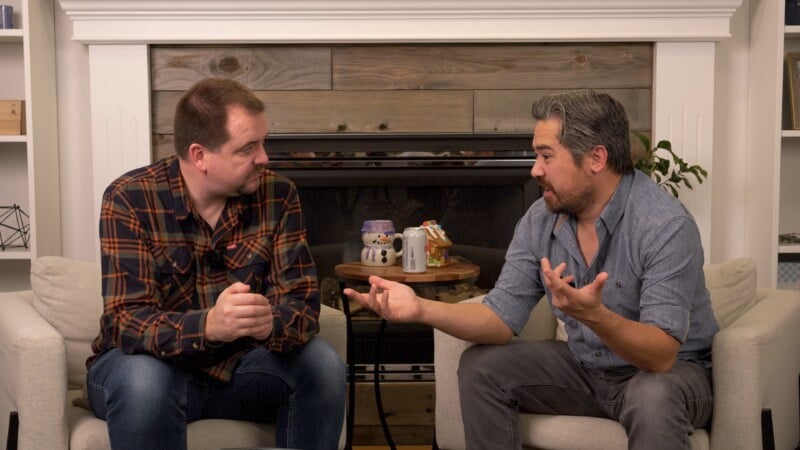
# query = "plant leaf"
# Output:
<box><xmin>630</xmin><ymin>135</ymin><xmax>707</xmax><ymax>199</ymax></box>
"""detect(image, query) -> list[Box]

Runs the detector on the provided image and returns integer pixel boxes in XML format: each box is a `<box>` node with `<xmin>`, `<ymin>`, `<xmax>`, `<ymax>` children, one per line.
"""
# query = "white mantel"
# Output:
<box><xmin>59</xmin><ymin>1</ymin><xmax>742</xmax><ymax>43</ymax></box>
<box><xmin>59</xmin><ymin>0</ymin><xmax>744</xmax><ymax>260</ymax></box>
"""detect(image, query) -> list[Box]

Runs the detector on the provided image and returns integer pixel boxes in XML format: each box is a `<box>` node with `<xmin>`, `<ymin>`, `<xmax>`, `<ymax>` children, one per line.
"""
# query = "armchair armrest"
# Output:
<box><xmin>317</xmin><ymin>304</ymin><xmax>348</xmax><ymax>450</ymax></box>
<box><xmin>710</xmin><ymin>288</ymin><xmax>800</xmax><ymax>450</ymax></box>
<box><xmin>0</xmin><ymin>291</ymin><xmax>68</xmax><ymax>450</ymax></box>
<box><xmin>318</xmin><ymin>304</ymin><xmax>347</xmax><ymax>363</ymax></box>
<box><xmin>433</xmin><ymin>295</ymin><xmax>558</xmax><ymax>449</ymax></box>
<box><xmin>433</xmin><ymin>296</ymin><xmax>482</xmax><ymax>450</ymax></box>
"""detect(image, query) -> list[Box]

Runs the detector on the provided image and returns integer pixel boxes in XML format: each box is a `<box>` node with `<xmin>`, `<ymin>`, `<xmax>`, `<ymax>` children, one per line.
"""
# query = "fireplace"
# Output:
<box><xmin>59</xmin><ymin>0</ymin><xmax>741</xmax><ymax>377</ymax></box>
<box><xmin>267</xmin><ymin>133</ymin><xmax>539</xmax><ymax>289</ymax></box>
<box><xmin>59</xmin><ymin>0</ymin><xmax>742</xmax><ymax>266</ymax></box>
<box><xmin>266</xmin><ymin>132</ymin><xmax>540</xmax><ymax>369</ymax></box>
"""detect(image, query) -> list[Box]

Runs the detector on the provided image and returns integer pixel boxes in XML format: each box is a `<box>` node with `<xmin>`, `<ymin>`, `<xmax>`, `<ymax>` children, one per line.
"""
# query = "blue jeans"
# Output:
<box><xmin>458</xmin><ymin>340</ymin><xmax>713</xmax><ymax>450</ymax></box>
<box><xmin>87</xmin><ymin>338</ymin><xmax>345</xmax><ymax>450</ymax></box>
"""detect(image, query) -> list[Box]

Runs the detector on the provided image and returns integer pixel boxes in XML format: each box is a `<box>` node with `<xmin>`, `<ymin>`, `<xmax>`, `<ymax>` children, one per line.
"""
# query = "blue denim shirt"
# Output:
<box><xmin>484</xmin><ymin>170</ymin><xmax>719</xmax><ymax>370</ymax></box>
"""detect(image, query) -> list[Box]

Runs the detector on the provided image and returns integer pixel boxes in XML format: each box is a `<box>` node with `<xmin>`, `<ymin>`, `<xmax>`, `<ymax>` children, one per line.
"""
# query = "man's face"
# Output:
<box><xmin>531</xmin><ymin>117</ymin><xmax>595</xmax><ymax>215</ymax></box>
<box><xmin>204</xmin><ymin>104</ymin><xmax>270</xmax><ymax>197</ymax></box>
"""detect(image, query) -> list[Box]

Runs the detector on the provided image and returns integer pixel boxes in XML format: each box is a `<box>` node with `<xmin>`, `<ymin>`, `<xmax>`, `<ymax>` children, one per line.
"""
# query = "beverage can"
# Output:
<box><xmin>402</xmin><ymin>227</ymin><xmax>427</xmax><ymax>273</ymax></box>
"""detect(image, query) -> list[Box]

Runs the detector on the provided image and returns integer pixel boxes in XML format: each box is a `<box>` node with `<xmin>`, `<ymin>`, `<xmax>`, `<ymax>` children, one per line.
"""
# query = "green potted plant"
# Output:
<box><xmin>633</xmin><ymin>132</ymin><xmax>708</xmax><ymax>198</ymax></box>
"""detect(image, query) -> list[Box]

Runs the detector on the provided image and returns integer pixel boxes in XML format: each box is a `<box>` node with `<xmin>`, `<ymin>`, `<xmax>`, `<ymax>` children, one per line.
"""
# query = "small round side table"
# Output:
<box><xmin>334</xmin><ymin>261</ymin><xmax>480</xmax><ymax>450</ymax></box>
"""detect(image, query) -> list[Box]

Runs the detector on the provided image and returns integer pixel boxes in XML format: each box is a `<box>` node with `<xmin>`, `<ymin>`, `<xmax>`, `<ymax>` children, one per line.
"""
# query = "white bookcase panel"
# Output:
<box><xmin>0</xmin><ymin>0</ymin><xmax>60</xmax><ymax>291</ymax></box>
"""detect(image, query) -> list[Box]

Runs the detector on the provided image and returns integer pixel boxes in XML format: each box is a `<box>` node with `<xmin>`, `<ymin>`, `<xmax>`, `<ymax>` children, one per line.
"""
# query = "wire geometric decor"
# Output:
<box><xmin>0</xmin><ymin>205</ymin><xmax>30</xmax><ymax>251</ymax></box>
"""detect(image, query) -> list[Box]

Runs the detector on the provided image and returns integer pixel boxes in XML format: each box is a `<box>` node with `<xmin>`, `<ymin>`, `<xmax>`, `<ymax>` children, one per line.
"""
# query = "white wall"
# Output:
<box><xmin>712</xmin><ymin>0</ymin><xmax>751</xmax><ymax>262</ymax></box>
<box><xmin>54</xmin><ymin>1</ymin><xmax>94</xmax><ymax>262</ymax></box>
<box><xmin>52</xmin><ymin>1</ymin><xmax>757</xmax><ymax>271</ymax></box>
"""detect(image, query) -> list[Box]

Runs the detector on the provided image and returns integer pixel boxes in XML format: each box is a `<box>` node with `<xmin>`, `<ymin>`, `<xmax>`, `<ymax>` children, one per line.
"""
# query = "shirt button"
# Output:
<box><xmin>172</xmin><ymin>262</ymin><xmax>178</xmax><ymax>268</ymax></box>
<box><xmin>160</xmin><ymin>351</ymin><xmax>166</xmax><ymax>356</ymax></box>
<box><xmin>594</xmin><ymin>351</ymin><xmax>602</xmax><ymax>357</ymax></box>
<box><xmin>247</xmin><ymin>252</ymin><xmax>254</xmax><ymax>259</ymax></box>
<box><xmin>192</xmin><ymin>342</ymin><xmax>200</xmax><ymax>349</ymax></box>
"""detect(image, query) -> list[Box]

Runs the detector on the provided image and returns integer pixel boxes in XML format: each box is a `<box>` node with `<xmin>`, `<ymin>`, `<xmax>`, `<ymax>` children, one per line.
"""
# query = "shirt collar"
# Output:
<box><xmin>598</xmin><ymin>171</ymin><xmax>634</xmax><ymax>235</ymax></box>
<box><xmin>167</xmin><ymin>155</ymin><xmax>252</xmax><ymax>224</ymax></box>
<box><xmin>167</xmin><ymin>156</ymin><xmax>192</xmax><ymax>220</ymax></box>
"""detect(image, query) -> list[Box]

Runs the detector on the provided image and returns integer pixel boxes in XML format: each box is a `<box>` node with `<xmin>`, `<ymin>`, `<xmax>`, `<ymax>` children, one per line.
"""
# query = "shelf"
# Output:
<box><xmin>782</xmin><ymin>24</ymin><xmax>800</xmax><ymax>264</ymax></box>
<box><xmin>0</xmin><ymin>248</ymin><xmax>31</xmax><ymax>260</ymax></box>
<box><xmin>779</xmin><ymin>244</ymin><xmax>800</xmax><ymax>254</ymax></box>
<box><xmin>0</xmin><ymin>29</ymin><xmax>22</xmax><ymax>42</ymax></box>
<box><xmin>782</xmin><ymin>129</ymin><xmax>800</xmax><ymax>138</ymax></box>
<box><xmin>0</xmin><ymin>135</ymin><xmax>26</xmax><ymax>143</ymax></box>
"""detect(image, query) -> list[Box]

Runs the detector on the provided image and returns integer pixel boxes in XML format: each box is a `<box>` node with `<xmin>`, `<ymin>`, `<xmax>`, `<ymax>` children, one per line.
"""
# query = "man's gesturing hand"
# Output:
<box><xmin>205</xmin><ymin>282</ymin><xmax>273</xmax><ymax>343</ymax></box>
<box><xmin>343</xmin><ymin>275</ymin><xmax>422</xmax><ymax>322</ymax></box>
<box><xmin>541</xmin><ymin>257</ymin><xmax>608</xmax><ymax>322</ymax></box>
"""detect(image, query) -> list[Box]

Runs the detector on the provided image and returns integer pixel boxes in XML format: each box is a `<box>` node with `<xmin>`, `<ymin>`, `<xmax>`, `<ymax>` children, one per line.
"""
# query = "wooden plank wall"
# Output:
<box><xmin>150</xmin><ymin>43</ymin><xmax>653</xmax><ymax>160</ymax></box>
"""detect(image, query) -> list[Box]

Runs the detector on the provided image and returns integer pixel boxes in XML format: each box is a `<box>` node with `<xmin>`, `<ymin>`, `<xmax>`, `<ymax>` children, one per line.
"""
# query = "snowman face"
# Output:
<box><xmin>372</xmin><ymin>233</ymin><xmax>393</xmax><ymax>246</ymax></box>
<box><xmin>363</xmin><ymin>232</ymin><xmax>393</xmax><ymax>247</ymax></box>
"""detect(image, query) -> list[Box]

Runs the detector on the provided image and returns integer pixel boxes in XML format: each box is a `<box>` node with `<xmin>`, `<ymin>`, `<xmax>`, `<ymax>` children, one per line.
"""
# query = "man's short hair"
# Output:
<box><xmin>173</xmin><ymin>78</ymin><xmax>265</xmax><ymax>158</ymax></box>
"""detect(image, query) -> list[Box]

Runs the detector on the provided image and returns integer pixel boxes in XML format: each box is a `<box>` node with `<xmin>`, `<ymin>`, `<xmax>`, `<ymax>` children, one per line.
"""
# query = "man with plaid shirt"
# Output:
<box><xmin>85</xmin><ymin>78</ymin><xmax>345</xmax><ymax>450</ymax></box>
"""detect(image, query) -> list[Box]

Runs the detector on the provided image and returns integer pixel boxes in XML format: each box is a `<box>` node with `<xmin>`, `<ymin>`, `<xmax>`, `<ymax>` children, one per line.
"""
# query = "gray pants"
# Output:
<box><xmin>458</xmin><ymin>340</ymin><xmax>713</xmax><ymax>450</ymax></box>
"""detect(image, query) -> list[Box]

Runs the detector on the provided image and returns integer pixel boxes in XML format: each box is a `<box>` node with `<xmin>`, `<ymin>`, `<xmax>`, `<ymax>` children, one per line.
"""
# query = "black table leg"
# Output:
<box><xmin>375</xmin><ymin>318</ymin><xmax>397</xmax><ymax>450</ymax></box>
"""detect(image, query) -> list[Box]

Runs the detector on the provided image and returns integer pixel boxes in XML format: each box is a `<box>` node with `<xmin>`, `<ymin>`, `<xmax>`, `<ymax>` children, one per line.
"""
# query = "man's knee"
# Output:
<box><xmin>88</xmin><ymin>350</ymin><xmax>184</xmax><ymax>420</ymax></box>
<box><xmin>624</xmin><ymin>372</ymin><xmax>680</xmax><ymax>408</ymax></box>
<box><xmin>620</xmin><ymin>371</ymin><xmax>695</xmax><ymax>429</ymax></box>
<box><xmin>296</xmin><ymin>338</ymin><xmax>346</xmax><ymax>399</ymax></box>
<box><xmin>457</xmin><ymin>345</ymin><xmax>505</xmax><ymax>393</ymax></box>
<box><xmin>305</xmin><ymin>338</ymin><xmax>344</xmax><ymax>375</ymax></box>
<box><xmin>128</xmin><ymin>360</ymin><xmax>182</xmax><ymax>404</ymax></box>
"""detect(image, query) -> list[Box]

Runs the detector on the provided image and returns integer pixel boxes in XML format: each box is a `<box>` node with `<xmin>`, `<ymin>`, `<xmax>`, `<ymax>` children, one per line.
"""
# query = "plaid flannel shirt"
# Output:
<box><xmin>87</xmin><ymin>156</ymin><xmax>320</xmax><ymax>382</ymax></box>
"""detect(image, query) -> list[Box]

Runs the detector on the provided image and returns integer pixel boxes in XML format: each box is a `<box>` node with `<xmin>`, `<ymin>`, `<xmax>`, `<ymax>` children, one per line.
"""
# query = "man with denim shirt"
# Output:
<box><xmin>344</xmin><ymin>90</ymin><xmax>718</xmax><ymax>450</ymax></box>
<box><xmin>86</xmin><ymin>78</ymin><xmax>345</xmax><ymax>450</ymax></box>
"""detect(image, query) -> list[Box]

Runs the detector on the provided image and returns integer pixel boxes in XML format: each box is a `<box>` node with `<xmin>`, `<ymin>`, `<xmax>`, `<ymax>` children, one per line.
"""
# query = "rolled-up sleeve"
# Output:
<box><xmin>637</xmin><ymin>216</ymin><xmax>704</xmax><ymax>343</ymax></box>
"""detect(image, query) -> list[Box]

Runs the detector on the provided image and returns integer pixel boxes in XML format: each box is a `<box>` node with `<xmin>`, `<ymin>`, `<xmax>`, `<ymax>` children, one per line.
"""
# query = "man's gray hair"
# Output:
<box><xmin>531</xmin><ymin>90</ymin><xmax>634</xmax><ymax>175</ymax></box>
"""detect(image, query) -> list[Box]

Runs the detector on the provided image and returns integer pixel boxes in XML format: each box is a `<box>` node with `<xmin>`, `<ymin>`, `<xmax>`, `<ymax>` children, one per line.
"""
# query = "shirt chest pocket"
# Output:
<box><xmin>603</xmin><ymin>276</ymin><xmax>642</xmax><ymax>320</ymax></box>
<box><xmin>222</xmin><ymin>238</ymin><xmax>271</xmax><ymax>294</ymax></box>
<box><xmin>151</xmin><ymin>245</ymin><xmax>195</xmax><ymax>303</ymax></box>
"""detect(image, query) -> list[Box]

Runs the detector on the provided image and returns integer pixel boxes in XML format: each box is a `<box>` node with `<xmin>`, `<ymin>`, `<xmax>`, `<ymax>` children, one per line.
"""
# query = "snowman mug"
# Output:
<box><xmin>360</xmin><ymin>220</ymin><xmax>403</xmax><ymax>266</ymax></box>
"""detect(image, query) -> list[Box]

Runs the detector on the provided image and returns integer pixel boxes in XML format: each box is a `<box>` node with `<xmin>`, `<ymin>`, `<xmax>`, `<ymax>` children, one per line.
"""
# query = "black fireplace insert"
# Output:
<box><xmin>267</xmin><ymin>133</ymin><xmax>540</xmax><ymax>288</ymax></box>
<box><xmin>267</xmin><ymin>133</ymin><xmax>541</xmax><ymax>368</ymax></box>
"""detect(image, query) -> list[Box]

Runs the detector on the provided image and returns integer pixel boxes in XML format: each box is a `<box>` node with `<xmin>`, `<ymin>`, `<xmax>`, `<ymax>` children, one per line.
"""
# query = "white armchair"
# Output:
<box><xmin>434</xmin><ymin>258</ymin><xmax>800</xmax><ymax>450</ymax></box>
<box><xmin>0</xmin><ymin>256</ymin><xmax>347</xmax><ymax>450</ymax></box>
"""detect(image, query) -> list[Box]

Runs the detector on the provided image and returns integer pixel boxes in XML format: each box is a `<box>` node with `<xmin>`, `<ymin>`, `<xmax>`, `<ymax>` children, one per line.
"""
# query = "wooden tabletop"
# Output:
<box><xmin>334</xmin><ymin>261</ymin><xmax>480</xmax><ymax>285</ymax></box>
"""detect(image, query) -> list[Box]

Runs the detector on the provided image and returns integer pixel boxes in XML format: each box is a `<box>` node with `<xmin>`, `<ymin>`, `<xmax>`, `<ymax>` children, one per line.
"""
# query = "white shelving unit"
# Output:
<box><xmin>775</xmin><ymin>19</ymin><xmax>800</xmax><ymax>290</ymax></box>
<box><xmin>0</xmin><ymin>0</ymin><xmax>60</xmax><ymax>291</ymax></box>
<box><xmin>746</xmin><ymin>0</ymin><xmax>800</xmax><ymax>288</ymax></box>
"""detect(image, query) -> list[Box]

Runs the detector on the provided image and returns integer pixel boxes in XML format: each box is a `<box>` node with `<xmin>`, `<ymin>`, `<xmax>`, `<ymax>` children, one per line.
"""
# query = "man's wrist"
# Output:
<box><xmin>203</xmin><ymin>308</ymin><xmax>220</xmax><ymax>343</ymax></box>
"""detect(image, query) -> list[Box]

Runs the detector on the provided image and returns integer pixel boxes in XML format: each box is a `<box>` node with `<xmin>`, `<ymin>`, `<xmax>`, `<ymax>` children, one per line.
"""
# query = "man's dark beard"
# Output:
<box><xmin>537</xmin><ymin>178</ymin><xmax>594</xmax><ymax>216</ymax></box>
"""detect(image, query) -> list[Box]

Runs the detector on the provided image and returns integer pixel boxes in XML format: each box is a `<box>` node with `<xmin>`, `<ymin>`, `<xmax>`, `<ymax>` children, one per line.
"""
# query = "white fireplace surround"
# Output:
<box><xmin>58</xmin><ymin>0</ymin><xmax>744</xmax><ymax>260</ymax></box>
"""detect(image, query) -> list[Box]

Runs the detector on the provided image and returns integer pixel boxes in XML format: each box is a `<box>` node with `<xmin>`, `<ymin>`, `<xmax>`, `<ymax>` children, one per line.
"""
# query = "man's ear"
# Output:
<box><xmin>588</xmin><ymin>145</ymin><xmax>609</xmax><ymax>173</ymax></box>
<box><xmin>186</xmin><ymin>143</ymin><xmax>208</xmax><ymax>173</ymax></box>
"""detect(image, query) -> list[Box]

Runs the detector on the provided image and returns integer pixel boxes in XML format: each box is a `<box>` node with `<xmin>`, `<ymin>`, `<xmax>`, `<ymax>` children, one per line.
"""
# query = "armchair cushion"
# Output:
<box><xmin>29</xmin><ymin>256</ymin><xmax>102</xmax><ymax>389</ymax></box>
<box><xmin>703</xmin><ymin>257</ymin><xmax>757</xmax><ymax>329</ymax></box>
